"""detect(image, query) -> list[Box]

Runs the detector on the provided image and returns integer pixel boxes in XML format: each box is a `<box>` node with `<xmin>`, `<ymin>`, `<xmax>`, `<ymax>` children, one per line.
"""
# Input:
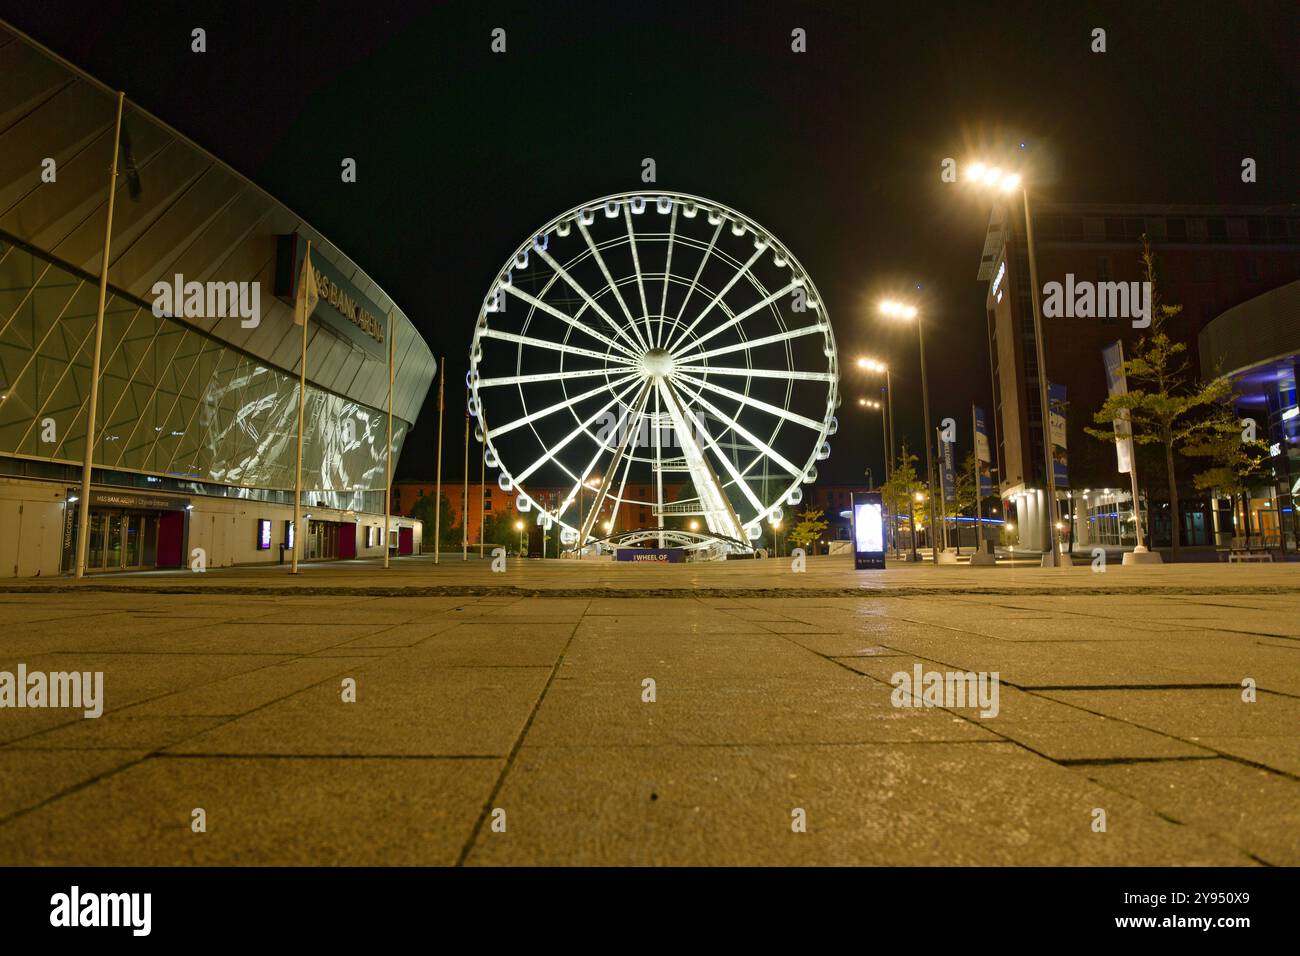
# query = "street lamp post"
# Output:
<box><xmin>965</xmin><ymin>162</ymin><xmax>1062</xmax><ymax>566</ymax></box>
<box><xmin>879</xmin><ymin>303</ymin><xmax>938</xmax><ymax>563</ymax></box>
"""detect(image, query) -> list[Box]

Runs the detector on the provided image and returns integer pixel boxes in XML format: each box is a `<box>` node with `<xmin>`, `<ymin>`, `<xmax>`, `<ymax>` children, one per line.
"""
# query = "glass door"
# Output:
<box><xmin>88</xmin><ymin>512</ymin><xmax>107</xmax><ymax>569</ymax></box>
<box><xmin>124</xmin><ymin>513</ymin><xmax>142</xmax><ymax>568</ymax></box>
<box><xmin>106</xmin><ymin>513</ymin><xmax>123</xmax><ymax>569</ymax></box>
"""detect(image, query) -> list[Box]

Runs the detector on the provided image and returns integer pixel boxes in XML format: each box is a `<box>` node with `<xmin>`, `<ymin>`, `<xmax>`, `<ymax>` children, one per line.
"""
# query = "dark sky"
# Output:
<box><xmin>4</xmin><ymin>0</ymin><xmax>1296</xmax><ymax>483</ymax></box>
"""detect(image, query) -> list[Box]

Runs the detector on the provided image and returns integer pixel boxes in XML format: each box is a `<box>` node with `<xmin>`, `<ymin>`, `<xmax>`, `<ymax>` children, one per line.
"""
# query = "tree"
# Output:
<box><xmin>786</xmin><ymin>508</ymin><xmax>828</xmax><ymax>553</ymax></box>
<box><xmin>410</xmin><ymin>493</ymin><xmax>460</xmax><ymax>552</ymax></box>
<box><xmin>482</xmin><ymin>508</ymin><xmax>525</xmax><ymax>551</ymax></box>
<box><xmin>1181</xmin><ymin>401</ymin><xmax>1272</xmax><ymax>539</ymax></box>
<box><xmin>949</xmin><ymin>452</ymin><xmax>978</xmax><ymax>549</ymax></box>
<box><xmin>1086</xmin><ymin>236</ymin><xmax>1230</xmax><ymax>559</ymax></box>
<box><xmin>880</xmin><ymin>445</ymin><xmax>926</xmax><ymax>555</ymax></box>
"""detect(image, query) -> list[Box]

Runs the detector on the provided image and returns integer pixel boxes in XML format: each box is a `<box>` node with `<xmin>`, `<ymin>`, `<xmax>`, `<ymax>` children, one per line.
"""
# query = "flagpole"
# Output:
<box><xmin>75</xmin><ymin>91</ymin><xmax>124</xmax><ymax>579</ymax></box>
<box><xmin>384</xmin><ymin>310</ymin><xmax>394</xmax><ymax>569</ymax></box>
<box><xmin>433</xmin><ymin>356</ymin><xmax>445</xmax><ymax>565</ymax></box>
<box><xmin>461</xmin><ymin>395</ymin><xmax>469</xmax><ymax>561</ymax></box>
<box><xmin>291</xmin><ymin>240</ymin><xmax>311</xmax><ymax>575</ymax></box>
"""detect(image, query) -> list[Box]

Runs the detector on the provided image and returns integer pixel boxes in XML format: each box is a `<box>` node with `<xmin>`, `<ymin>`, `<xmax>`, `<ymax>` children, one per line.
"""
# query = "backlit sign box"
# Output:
<box><xmin>851</xmin><ymin>491</ymin><xmax>886</xmax><ymax>570</ymax></box>
<box><xmin>256</xmin><ymin>519</ymin><xmax>272</xmax><ymax>550</ymax></box>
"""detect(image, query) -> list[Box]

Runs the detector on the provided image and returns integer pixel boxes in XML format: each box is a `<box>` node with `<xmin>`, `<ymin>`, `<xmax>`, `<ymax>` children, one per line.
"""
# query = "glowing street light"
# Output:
<box><xmin>964</xmin><ymin>158</ymin><xmax>1062</xmax><ymax>566</ymax></box>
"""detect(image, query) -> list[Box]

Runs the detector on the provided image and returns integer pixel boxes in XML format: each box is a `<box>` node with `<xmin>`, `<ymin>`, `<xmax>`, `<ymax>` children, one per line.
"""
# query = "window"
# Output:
<box><xmin>1245</xmin><ymin>258</ymin><xmax>1261</xmax><ymax>282</ymax></box>
<box><xmin>1167</xmin><ymin>218</ymin><xmax>1187</xmax><ymax>241</ymax></box>
<box><xmin>1096</xmin><ymin>256</ymin><xmax>1112</xmax><ymax>282</ymax></box>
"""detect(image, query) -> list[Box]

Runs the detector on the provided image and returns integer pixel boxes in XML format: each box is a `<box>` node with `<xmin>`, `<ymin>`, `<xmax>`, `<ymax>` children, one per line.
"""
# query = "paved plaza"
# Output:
<box><xmin>0</xmin><ymin>557</ymin><xmax>1297</xmax><ymax>865</ymax></box>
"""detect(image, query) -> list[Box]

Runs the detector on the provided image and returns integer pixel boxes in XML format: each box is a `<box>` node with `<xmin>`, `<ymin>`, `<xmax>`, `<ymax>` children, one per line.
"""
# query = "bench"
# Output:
<box><xmin>1227</xmin><ymin>535</ymin><xmax>1275</xmax><ymax>562</ymax></box>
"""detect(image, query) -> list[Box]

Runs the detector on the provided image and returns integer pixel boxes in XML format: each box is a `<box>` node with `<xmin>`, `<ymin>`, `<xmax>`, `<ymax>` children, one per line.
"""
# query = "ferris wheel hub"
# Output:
<box><xmin>639</xmin><ymin>347</ymin><xmax>675</xmax><ymax>379</ymax></box>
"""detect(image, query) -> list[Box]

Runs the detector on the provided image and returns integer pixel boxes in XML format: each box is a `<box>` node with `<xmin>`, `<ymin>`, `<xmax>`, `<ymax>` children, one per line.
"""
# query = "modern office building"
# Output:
<box><xmin>1198</xmin><ymin>279</ymin><xmax>1299</xmax><ymax>549</ymax></box>
<box><xmin>0</xmin><ymin>24</ymin><xmax>435</xmax><ymax>575</ymax></box>
<box><xmin>977</xmin><ymin>199</ymin><xmax>1300</xmax><ymax>553</ymax></box>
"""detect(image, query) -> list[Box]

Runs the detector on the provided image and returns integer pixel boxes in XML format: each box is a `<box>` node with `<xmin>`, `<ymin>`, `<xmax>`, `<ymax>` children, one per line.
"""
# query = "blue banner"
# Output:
<box><xmin>1048</xmin><ymin>383</ymin><xmax>1069</xmax><ymax>486</ymax></box>
<box><xmin>940</xmin><ymin>432</ymin><xmax>956</xmax><ymax>502</ymax></box>
<box><xmin>615</xmin><ymin>548</ymin><xmax>685</xmax><ymax>563</ymax></box>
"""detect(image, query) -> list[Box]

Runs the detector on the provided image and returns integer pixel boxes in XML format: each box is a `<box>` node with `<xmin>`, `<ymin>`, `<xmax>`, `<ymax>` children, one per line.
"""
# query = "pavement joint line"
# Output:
<box><xmin>152</xmin><ymin>752</ymin><xmax>503</xmax><ymax>761</ymax></box>
<box><xmin>454</xmin><ymin>603</ymin><xmax>587</xmax><ymax>867</ymax></box>
<box><xmin>1054</xmin><ymin>755</ymin><xmax>1222</xmax><ymax>766</ymax></box>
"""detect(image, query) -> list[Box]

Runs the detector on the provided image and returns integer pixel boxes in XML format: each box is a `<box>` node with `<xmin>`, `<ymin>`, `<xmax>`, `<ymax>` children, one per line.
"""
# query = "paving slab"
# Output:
<box><xmin>0</xmin><ymin>755</ymin><xmax>501</xmax><ymax>865</ymax></box>
<box><xmin>464</xmin><ymin>742</ymin><xmax>1255</xmax><ymax>866</ymax></box>
<box><xmin>1083</xmin><ymin>760</ymin><xmax>1300</xmax><ymax>865</ymax></box>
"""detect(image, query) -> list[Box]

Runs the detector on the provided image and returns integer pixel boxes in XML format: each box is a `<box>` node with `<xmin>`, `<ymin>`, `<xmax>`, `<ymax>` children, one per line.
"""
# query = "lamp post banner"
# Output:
<box><xmin>973</xmin><ymin>406</ymin><xmax>994</xmax><ymax>496</ymax></box>
<box><xmin>1102</xmin><ymin>341</ymin><xmax>1135</xmax><ymax>474</ymax></box>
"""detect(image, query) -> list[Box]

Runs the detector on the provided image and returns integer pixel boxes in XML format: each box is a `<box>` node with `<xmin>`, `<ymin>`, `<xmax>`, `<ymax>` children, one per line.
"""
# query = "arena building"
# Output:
<box><xmin>0</xmin><ymin>24</ymin><xmax>435</xmax><ymax>575</ymax></box>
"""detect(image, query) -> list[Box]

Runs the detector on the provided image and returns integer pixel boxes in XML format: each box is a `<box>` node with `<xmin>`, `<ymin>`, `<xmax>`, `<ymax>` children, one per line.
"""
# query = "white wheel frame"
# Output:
<box><xmin>469</xmin><ymin>191</ymin><xmax>840</xmax><ymax>554</ymax></box>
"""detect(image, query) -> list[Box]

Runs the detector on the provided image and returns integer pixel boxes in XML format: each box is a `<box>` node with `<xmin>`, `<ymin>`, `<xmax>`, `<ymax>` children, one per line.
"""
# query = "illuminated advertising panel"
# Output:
<box><xmin>852</xmin><ymin>491</ymin><xmax>886</xmax><ymax>570</ymax></box>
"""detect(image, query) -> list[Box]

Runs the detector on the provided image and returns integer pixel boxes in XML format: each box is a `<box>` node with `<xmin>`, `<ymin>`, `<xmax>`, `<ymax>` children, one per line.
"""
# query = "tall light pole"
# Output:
<box><xmin>880</xmin><ymin>301</ymin><xmax>938</xmax><ymax>563</ymax></box>
<box><xmin>966</xmin><ymin>162</ymin><xmax>1062</xmax><ymax>566</ymax></box>
<box><xmin>856</xmin><ymin>357</ymin><xmax>894</xmax><ymax>482</ymax></box>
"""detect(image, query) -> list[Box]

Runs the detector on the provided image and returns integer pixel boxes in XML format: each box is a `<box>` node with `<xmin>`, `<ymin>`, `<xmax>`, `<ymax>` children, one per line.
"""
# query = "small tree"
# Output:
<box><xmin>880</xmin><ymin>445</ymin><xmax>926</xmax><ymax>555</ymax></box>
<box><xmin>1181</xmin><ymin>401</ymin><xmax>1273</xmax><ymax>539</ymax></box>
<box><xmin>410</xmin><ymin>492</ymin><xmax>460</xmax><ymax>552</ymax></box>
<box><xmin>786</xmin><ymin>508</ymin><xmax>828</xmax><ymax>553</ymax></box>
<box><xmin>1086</xmin><ymin>237</ymin><xmax>1229</xmax><ymax>559</ymax></box>
<box><xmin>949</xmin><ymin>452</ymin><xmax>978</xmax><ymax>549</ymax></box>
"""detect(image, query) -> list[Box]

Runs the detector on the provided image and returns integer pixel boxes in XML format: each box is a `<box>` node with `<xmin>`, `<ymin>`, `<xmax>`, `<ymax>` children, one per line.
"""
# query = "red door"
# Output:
<box><xmin>398</xmin><ymin>527</ymin><xmax>413</xmax><ymax>555</ymax></box>
<box><xmin>338</xmin><ymin>523</ymin><xmax>357</xmax><ymax>559</ymax></box>
<box><xmin>157</xmin><ymin>511</ymin><xmax>183</xmax><ymax>567</ymax></box>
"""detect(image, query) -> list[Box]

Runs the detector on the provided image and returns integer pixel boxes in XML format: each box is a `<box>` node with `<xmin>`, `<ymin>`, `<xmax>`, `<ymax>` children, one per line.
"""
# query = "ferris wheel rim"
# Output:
<box><xmin>470</xmin><ymin>190</ymin><xmax>840</xmax><ymax>546</ymax></box>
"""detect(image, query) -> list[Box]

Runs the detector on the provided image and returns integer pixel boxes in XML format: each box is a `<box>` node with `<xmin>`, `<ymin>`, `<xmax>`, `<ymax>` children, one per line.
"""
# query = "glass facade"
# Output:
<box><xmin>0</xmin><ymin>235</ymin><xmax>407</xmax><ymax>510</ymax></box>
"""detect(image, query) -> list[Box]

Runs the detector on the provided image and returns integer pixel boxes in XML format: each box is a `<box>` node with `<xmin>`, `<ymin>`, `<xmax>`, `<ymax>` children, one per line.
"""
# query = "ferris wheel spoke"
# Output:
<box><xmin>671</xmin><ymin>220</ymin><xmax>724</xmax><ymax>349</ymax></box>
<box><xmin>665</xmin><ymin>244</ymin><xmax>766</xmax><ymax>354</ymax></box>
<box><xmin>679</xmin><ymin>322</ymin><xmax>829</xmax><ymax>364</ymax></box>
<box><xmin>657</xmin><ymin>204</ymin><xmax>679</xmax><ymax>348</ymax></box>
<box><xmin>673</xmin><ymin>364</ymin><xmax>836</xmax><ymax>383</ymax></box>
<box><xmin>513</xmin><ymin>376</ymin><xmax>645</xmax><ymax>485</ymax></box>
<box><xmin>479</xmin><ymin>367</ymin><xmax>622</xmax><ymax>388</ymax></box>
<box><xmin>664</xmin><ymin>380</ymin><xmax>767</xmax><ymax>518</ymax></box>
<box><xmin>535</xmin><ymin>246</ymin><xmax>645</xmax><ymax>354</ymax></box>
<box><xmin>577</xmin><ymin>382</ymin><xmax>651</xmax><ymax>544</ymax></box>
<box><xmin>683</xmin><ymin>387</ymin><xmax>804</xmax><ymax>479</ymax></box>
<box><xmin>623</xmin><ymin>207</ymin><xmax>655</xmax><ymax>348</ymax></box>
<box><xmin>552</xmin><ymin>386</ymin><xmax>646</xmax><ymax>531</ymax></box>
<box><xmin>486</xmin><ymin>371</ymin><xmax>642</xmax><ymax>440</ymax></box>
<box><xmin>655</xmin><ymin>378</ymin><xmax>747</xmax><ymax>542</ymax></box>
<box><xmin>479</xmin><ymin>327</ymin><xmax>636</xmax><ymax>365</ymax></box>
<box><xmin>502</xmin><ymin>284</ymin><xmax>640</xmax><ymax>360</ymax></box>
<box><xmin>577</xmin><ymin>218</ymin><xmax>650</xmax><ymax>352</ymax></box>
<box><xmin>671</xmin><ymin>280</ymin><xmax>801</xmax><ymax>358</ymax></box>
<box><xmin>653</xmin><ymin>386</ymin><xmax>665</xmax><ymax>547</ymax></box>
<box><xmin>672</xmin><ymin>371</ymin><xmax>826</xmax><ymax>431</ymax></box>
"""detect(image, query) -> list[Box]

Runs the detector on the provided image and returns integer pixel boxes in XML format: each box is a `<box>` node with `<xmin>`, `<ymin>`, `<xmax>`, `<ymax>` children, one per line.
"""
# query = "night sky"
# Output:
<box><xmin>4</xmin><ymin>0</ymin><xmax>1296</xmax><ymax>483</ymax></box>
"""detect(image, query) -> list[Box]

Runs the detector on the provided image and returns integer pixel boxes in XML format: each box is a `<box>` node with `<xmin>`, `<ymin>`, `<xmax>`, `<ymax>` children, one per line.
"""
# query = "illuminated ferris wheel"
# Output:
<box><xmin>468</xmin><ymin>191</ymin><xmax>840</xmax><ymax>553</ymax></box>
